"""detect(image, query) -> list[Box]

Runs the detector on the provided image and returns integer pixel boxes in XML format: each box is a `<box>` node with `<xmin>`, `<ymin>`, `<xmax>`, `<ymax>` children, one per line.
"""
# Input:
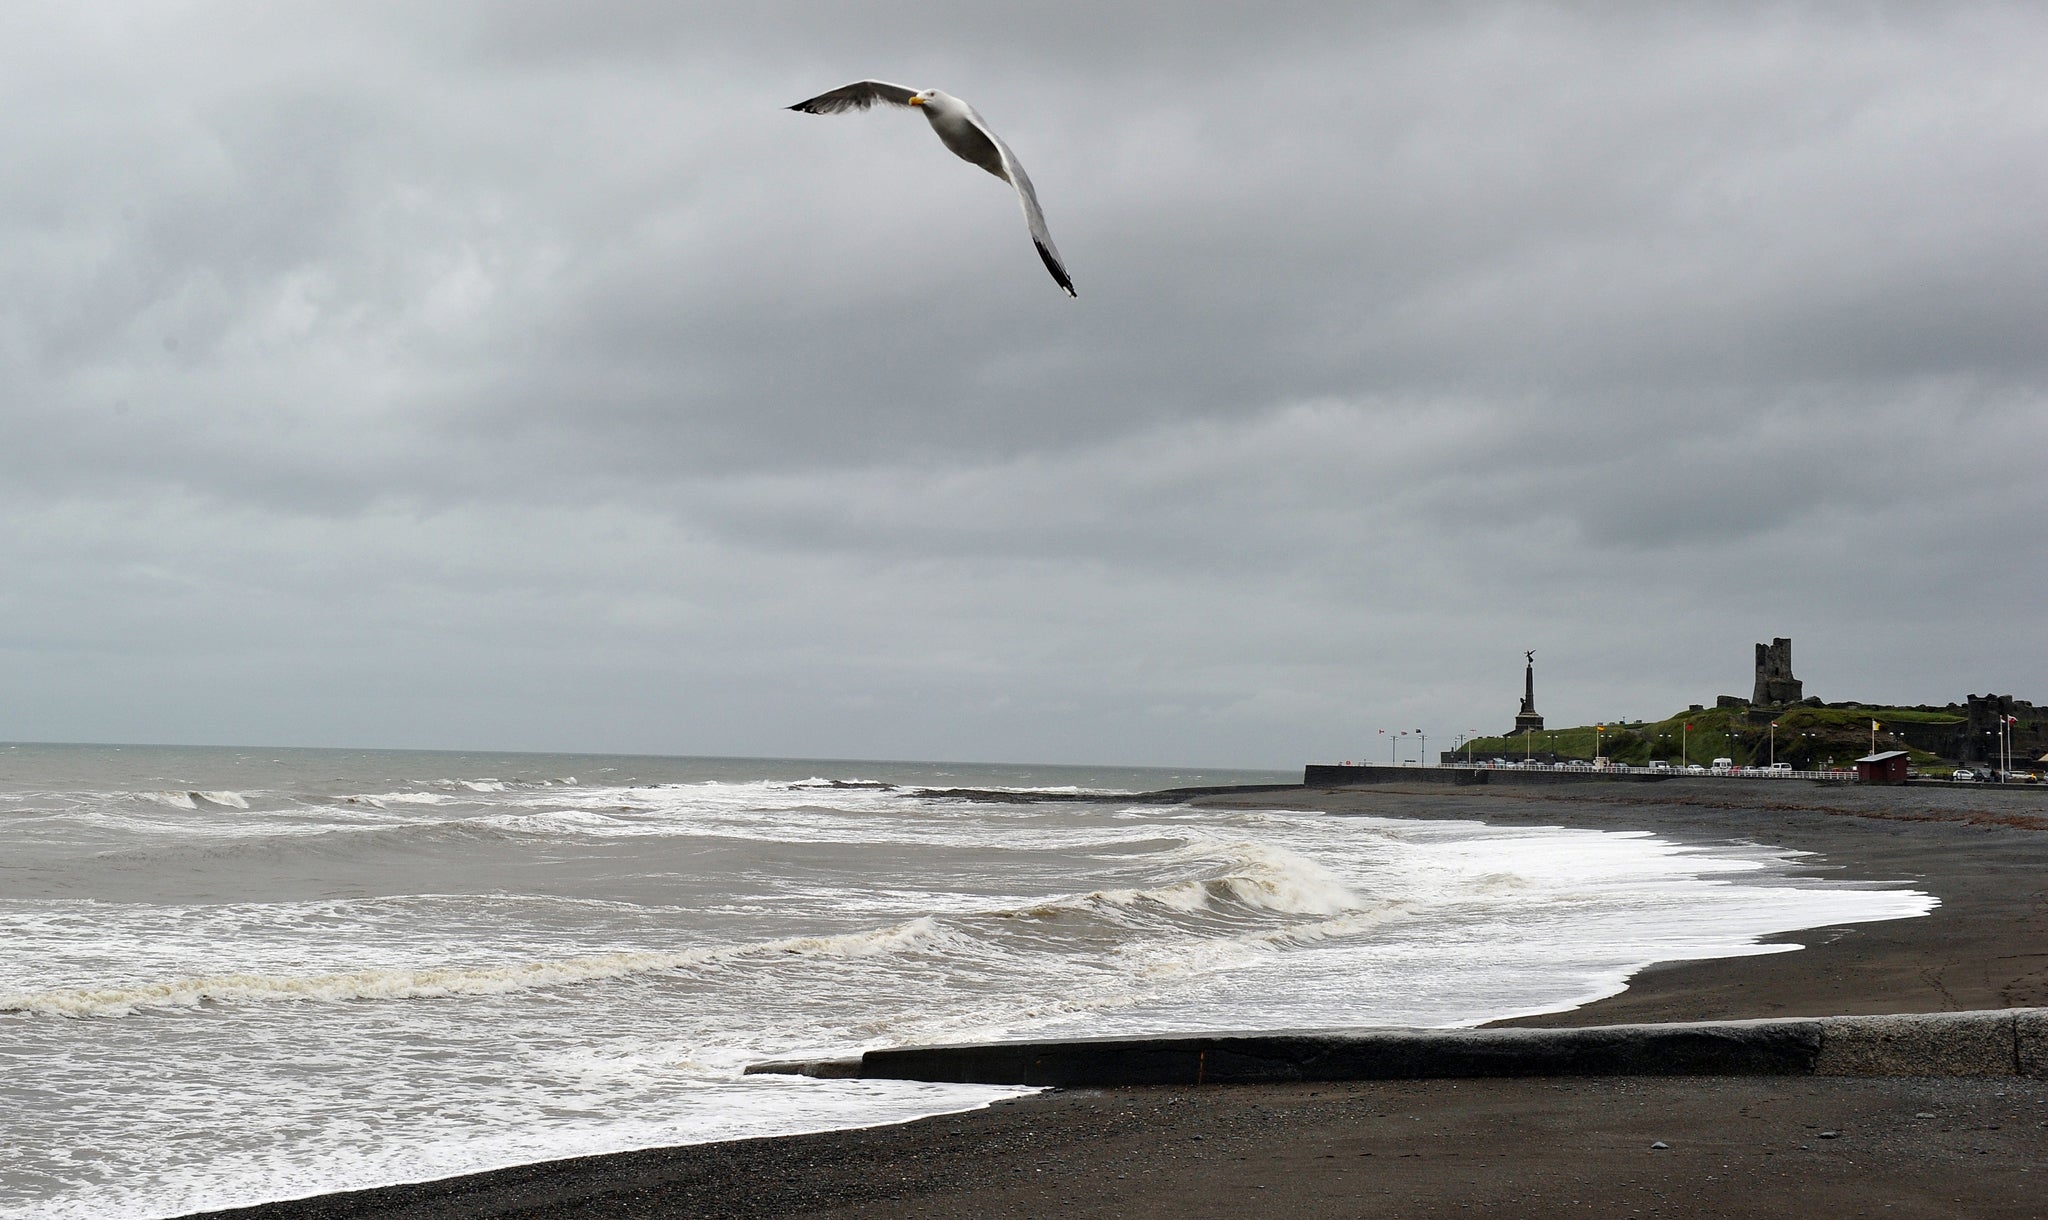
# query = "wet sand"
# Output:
<box><xmin>191</xmin><ymin>780</ymin><xmax>2048</xmax><ymax>1220</ymax></box>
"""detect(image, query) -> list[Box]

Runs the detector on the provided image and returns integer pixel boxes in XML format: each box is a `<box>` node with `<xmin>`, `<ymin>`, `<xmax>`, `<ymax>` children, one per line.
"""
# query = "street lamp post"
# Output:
<box><xmin>1417</xmin><ymin>730</ymin><xmax>1427</xmax><ymax>766</ymax></box>
<box><xmin>1523</xmin><ymin>727</ymin><xmax>1532</xmax><ymax>762</ymax></box>
<box><xmin>1768</xmin><ymin>722</ymin><xmax>1778</xmax><ymax>767</ymax></box>
<box><xmin>1465</xmin><ymin>731</ymin><xmax>1476</xmax><ymax>767</ymax></box>
<box><xmin>1682</xmin><ymin>721</ymin><xmax>1690</xmax><ymax>768</ymax></box>
<box><xmin>1595</xmin><ymin>724</ymin><xmax>1605</xmax><ymax>766</ymax></box>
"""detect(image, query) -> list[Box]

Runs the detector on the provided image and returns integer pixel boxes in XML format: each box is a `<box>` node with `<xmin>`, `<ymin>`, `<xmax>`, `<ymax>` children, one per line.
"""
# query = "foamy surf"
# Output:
<box><xmin>0</xmin><ymin>746</ymin><xmax>1932</xmax><ymax>1220</ymax></box>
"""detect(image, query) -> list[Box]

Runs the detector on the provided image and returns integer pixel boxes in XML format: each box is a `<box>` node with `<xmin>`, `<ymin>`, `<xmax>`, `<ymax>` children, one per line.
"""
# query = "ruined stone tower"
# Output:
<box><xmin>1752</xmin><ymin>637</ymin><xmax>1803</xmax><ymax>706</ymax></box>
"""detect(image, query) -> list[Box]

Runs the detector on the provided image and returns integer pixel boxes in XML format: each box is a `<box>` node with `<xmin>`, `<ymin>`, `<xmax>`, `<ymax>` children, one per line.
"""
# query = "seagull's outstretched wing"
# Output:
<box><xmin>920</xmin><ymin>102</ymin><xmax>1076</xmax><ymax>297</ymax></box>
<box><xmin>981</xmin><ymin>128</ymin><xmax>1076</xmax><ymax>298</ymax></box>
<box><xmin>786</xmin><ymin>81</ymin><xmax>919</xmax><ymax>115</ymax></box>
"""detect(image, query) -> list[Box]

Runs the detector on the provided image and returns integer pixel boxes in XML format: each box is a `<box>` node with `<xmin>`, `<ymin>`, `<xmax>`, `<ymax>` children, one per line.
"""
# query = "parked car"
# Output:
<box><xmin>1952</xmin><ymin>769</ymin><xmax>1978</xmax><ymax>782</ymax></box>
<box><xmin>1685</xmin><ymin>764</ymin><xmax>1706</xmax><ymax>774</ymax></box>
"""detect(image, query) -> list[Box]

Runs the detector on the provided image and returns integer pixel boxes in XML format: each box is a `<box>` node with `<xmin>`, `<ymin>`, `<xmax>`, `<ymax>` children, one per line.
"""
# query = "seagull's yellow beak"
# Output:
<box><xmin>908</xmin><ymin>96</ymin><xmax>925</xmax><ymax>106</ymax></box>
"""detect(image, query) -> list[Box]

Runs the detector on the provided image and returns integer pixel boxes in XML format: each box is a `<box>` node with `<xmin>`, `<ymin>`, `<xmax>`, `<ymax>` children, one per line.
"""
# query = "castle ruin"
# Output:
<box><xmin>1753</xmin><ymin>637</ymin><xmax>1803</xmax><ymax>706</ymax></box>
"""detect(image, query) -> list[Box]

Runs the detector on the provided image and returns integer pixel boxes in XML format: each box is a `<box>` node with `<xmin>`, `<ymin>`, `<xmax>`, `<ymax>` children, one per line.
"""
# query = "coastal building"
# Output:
<box><xmin>1854</xmin><ymin>750</ymin><xmax>1911</xmax><ymax>785</ymax></box>
<box><xmin>1511</xmin><ymin>651</ymin><xmax>1544</xmax><ymax>736</ymax></box>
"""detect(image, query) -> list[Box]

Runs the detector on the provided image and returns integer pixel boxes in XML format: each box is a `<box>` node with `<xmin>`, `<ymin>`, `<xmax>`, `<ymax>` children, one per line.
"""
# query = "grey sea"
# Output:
<box><xmin>1</xmin><ymin>742</ymin><xmax>1936</xmax><ymax>1219</ymax></box>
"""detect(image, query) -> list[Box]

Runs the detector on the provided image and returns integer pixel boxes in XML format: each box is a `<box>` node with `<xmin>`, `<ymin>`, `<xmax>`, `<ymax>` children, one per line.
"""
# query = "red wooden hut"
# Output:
<box><xmin>1854</xmin><ymin>750</ymin><xmax>1911</xmax><ymax>785</ymax></box>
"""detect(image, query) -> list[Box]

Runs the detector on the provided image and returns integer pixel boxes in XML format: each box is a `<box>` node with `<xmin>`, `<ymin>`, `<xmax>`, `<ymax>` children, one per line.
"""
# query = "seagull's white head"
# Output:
<box><xmin>908</xmin><ymin>90</ymin><xmax>933</xmax><ymax>107</ymax></box>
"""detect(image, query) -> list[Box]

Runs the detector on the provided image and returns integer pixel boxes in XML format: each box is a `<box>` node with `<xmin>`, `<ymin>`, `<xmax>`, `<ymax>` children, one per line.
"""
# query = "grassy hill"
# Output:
<box><xmin>1454</xmin><ymin>703</ymin><xmax>1961</xmax><ymax>769</ymax></box>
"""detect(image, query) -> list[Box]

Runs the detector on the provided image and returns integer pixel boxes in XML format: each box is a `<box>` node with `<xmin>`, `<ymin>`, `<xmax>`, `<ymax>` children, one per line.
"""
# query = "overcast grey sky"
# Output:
<box><xmin>3</xmin><ymin>2</ymin><xmax>2043</xmax><ymax>768</ymax></box>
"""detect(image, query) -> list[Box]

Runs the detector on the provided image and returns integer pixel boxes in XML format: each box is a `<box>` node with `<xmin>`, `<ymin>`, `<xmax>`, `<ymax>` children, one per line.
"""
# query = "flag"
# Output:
<box><xmin>2008</xmin><ymin>715</ymin><xmax>2020</xmax><ymax>725</ymax></box>
<box><xmin>1871</xmin><ymin>720</ymin><xmax>1881</xmax><ymax>731</ymax></box>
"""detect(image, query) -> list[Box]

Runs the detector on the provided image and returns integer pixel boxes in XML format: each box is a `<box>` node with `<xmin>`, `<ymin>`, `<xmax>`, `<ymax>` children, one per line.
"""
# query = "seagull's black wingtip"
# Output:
<box><xmin>1036</xmin><ymin>241</ymin><xmax>1077</xmax><ymax>298</ymax></box>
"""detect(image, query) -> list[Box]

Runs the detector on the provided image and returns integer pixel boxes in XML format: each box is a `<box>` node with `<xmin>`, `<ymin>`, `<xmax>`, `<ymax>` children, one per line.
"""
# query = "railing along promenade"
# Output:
<box><xmin>1461</xmin><ymin>761</ymin><xmax>1855</xmax><ymax>781</ymax></box>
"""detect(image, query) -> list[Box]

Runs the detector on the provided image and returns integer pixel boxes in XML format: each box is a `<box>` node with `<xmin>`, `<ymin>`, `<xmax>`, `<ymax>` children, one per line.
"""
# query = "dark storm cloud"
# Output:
<box><xmin>1</xmin><ymin>3</ymin><xmax>2042</xmax><ymax>763</ymax></box>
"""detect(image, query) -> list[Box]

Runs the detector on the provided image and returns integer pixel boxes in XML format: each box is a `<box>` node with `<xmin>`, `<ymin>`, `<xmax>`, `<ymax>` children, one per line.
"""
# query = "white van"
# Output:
<box><xmin>1710</xmin><ymin>758</ymin><xmax>1735</xmax><ymax>773</ymax></box>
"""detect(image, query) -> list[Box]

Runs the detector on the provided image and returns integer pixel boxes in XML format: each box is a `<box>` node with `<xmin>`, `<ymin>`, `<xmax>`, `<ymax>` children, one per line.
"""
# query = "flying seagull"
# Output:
<box><xmin>787</xmin><ymin>81</ymin><xmax>1076</xmax><ymax>297</ymax></box>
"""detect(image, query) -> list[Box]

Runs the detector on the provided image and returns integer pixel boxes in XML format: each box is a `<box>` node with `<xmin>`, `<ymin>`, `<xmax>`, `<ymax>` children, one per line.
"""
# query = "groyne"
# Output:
<box><xmin>748</xmin><ymin>1009</ymin><xmax>2048</xmax><ymax>1086</ymax></box>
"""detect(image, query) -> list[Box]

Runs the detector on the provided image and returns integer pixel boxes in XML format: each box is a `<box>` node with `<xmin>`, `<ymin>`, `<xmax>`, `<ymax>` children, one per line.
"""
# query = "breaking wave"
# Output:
<box><xmin>3</xmin><ymin>918</ymin><xmax>950</xmax><ymax>1019</ymax></box>
<box><xmin>1003</xmin><ymin>840</ymin><xmax>1368</xmax><ymax>922</ymax></box>
<box><xmin>352</xmin><ymin>792</ymin><xmax>453</xmax><ymax>808</ymax></box>
<box><xmin>6</xmin><ymin>842</ymin><xmax>1387</xmax><ymax>1020</ymax></box>
<box><xmin>138</xmin><ymin>790</ymin><xmax>252</xmax><ymax>810</ymax></box>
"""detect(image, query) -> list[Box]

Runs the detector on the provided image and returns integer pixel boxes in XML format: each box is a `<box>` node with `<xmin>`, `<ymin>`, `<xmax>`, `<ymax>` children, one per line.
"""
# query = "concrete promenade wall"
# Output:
<box><xmin>1302</xmin><ymin>763</ymin><xmax>1686</xmax><ymax>787</ymax></box>
<box><xmin>748</xmin><ymin>1010</ymin><xmax>2048</xmax><ymax>1086</ymax></box>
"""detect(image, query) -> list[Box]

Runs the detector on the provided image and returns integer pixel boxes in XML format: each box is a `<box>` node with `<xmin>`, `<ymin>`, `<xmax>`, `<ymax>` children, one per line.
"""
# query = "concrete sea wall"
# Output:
<box><xmin>749</xmin><ymin>1010</ymin><xmax>2048</xmax><ymax>1086</ymax></box>
<box><xmin>1302</xmin><ymin>763</ymin><xmax>1684</xmax><ymax>787</ymax></box>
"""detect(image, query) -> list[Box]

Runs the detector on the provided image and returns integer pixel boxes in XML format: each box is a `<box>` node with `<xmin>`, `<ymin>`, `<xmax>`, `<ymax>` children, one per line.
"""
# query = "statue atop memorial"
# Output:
<box><xmin>1512</xmin><ymin>651</ymin><xmax>1545</xmax><ymax>734</ymax></box>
